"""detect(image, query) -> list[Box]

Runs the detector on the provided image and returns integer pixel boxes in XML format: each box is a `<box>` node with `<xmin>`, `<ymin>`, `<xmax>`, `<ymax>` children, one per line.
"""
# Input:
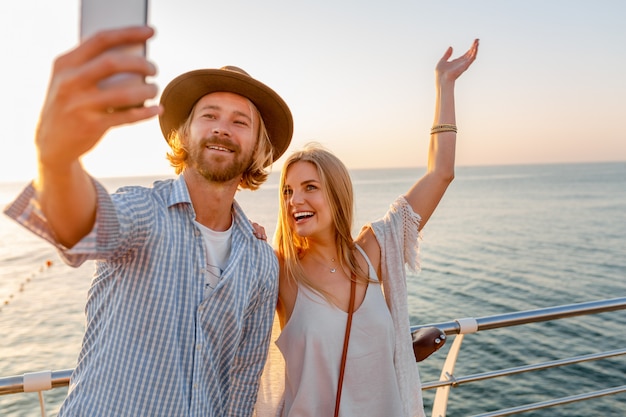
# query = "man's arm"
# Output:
<box><xmin>34</xmin><ymin>26</ymin><xmax>161</xmax><ymax>247</ymax></box>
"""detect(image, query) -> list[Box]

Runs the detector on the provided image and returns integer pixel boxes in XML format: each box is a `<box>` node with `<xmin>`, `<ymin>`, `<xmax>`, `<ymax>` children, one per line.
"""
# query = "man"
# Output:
<box><xmin>4</xmin><ymin>26</ymin><xmax>293</xmax><ymax>416</ymax></box>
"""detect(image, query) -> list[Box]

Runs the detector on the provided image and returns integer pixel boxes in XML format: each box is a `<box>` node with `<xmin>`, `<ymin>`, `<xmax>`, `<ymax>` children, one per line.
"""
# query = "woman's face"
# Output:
<box><xmin>282</xmin><ymin>161</ymin><xmax>333</xmax><ymax>238</ymax></box>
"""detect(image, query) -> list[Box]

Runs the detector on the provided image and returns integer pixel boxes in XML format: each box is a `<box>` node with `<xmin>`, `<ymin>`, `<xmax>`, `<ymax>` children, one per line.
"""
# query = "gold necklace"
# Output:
<box><xmin>329</xmin><ymin>258</ymin><xmax>337</xmax><ymax>273</ymax></box>
<box><xmin>309</xmin><ymin>253</ymin><xmax>338</xmax><ymax>273</ymax></box>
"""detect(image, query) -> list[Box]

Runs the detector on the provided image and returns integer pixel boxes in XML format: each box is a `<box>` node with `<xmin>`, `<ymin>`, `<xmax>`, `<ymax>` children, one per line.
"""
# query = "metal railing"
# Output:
<box><xmin>2</xmin><ymin>297</ymin><xmax>625</xmax><ymax>416</ymax></box>
<box><xmin>411</xmin><ymin>296</ymin><xmax>626</xmax><ymax>417</ymax></box>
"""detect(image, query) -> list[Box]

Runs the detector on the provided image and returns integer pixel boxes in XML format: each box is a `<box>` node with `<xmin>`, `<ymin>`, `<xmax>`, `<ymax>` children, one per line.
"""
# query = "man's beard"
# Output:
<box><xmin>188</xmin><ymin>136</ymin><xmax>255</xmax><ymax>183</ymax></box>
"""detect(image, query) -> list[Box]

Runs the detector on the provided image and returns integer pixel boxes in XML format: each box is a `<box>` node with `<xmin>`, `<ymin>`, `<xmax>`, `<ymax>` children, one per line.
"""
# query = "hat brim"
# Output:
<box><xmin>159</xmin><ymin>69</ymin><xmax>293</xmax><ymax>164</ymax></box>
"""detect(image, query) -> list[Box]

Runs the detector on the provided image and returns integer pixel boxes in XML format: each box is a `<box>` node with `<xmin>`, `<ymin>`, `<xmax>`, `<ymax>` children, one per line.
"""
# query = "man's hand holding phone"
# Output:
<box><xmin>36</xmin><ymin>27</ymin><xmax>162</xmax><ymax>171</ymax></box>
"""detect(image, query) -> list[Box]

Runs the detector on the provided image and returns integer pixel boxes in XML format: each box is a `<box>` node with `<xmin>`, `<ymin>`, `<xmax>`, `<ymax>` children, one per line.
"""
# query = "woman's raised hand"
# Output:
<box><xmin>436</xmin><ymin>38</ymin><xmax>479</xmax><ymax>85</ymax></box>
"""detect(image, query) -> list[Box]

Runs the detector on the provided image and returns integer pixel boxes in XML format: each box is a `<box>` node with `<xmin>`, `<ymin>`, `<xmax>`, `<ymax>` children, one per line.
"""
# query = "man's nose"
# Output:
<box><xmin>212</xmin><ymin>122</ymin><xmax>230</xmax><ymax>137</ymax></box>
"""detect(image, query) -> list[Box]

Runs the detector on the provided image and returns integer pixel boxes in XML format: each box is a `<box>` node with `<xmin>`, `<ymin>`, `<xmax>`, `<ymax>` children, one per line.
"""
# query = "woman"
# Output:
<box><xmin>256</xmin><ymin>39</ymin><xmax>479</xmax><ymax>417</ymax></box>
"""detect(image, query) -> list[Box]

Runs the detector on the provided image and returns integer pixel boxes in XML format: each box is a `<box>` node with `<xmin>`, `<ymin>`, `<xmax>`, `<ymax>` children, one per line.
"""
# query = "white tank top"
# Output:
<box><xmin>276</xmin><ymin>246</ymin><xmax>403</xmax><ymax>417</ymax></box>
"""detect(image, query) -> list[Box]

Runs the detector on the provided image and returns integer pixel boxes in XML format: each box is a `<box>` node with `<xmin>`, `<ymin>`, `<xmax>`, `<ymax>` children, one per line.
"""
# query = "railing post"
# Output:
<box><xmin>23</xmin><ymin>371</ymin><xmax>52</xmax><ymax>417</ymax></box>
<box><xmin>431</xmin><ymin>333</ymin><xmax>464</xmax><ymax>417</ymax></box>
<box><xmin>431</xmin><ymin>317</ymin><xmax>478</xmax><ymax>417</ymax></box>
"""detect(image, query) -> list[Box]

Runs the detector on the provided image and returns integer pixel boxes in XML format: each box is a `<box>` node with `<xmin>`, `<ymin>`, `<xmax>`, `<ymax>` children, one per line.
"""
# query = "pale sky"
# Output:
<box><xmin>1</xmin><ymin>0</ymin><xmax>624</xmax><ymax>183</ymax></box>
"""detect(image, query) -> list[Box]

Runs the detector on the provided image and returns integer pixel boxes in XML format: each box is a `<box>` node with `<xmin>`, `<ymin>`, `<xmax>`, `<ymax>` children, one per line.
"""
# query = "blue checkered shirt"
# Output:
<box><xmin>4</xmin><ymin>176</ymin><xmax>278</xmax><ymax>416</ymax></box>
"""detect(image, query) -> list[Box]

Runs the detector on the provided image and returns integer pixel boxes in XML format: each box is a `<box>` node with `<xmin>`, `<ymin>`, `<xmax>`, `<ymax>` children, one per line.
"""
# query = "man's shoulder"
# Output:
<box><xmin>110</xmin><ymin>177</ymin><xmax>181</xmax><ymax>205</ymax></box>
<box><xmin>112</xmin><ymin>177</ymin><xmax>175</xmax><ymax>193</ymax></box>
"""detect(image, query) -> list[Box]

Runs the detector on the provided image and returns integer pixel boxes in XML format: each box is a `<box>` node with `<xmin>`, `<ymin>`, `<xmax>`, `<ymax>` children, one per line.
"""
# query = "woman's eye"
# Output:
<box><xmin>282</xmin><ymin>188</ymin><xmax>293</xmax><ymax>196</ymax></box>
<box><xmin>306</xmin><ymin>184</ymin><xmax>317</xmax><ymax>191</ymax></box>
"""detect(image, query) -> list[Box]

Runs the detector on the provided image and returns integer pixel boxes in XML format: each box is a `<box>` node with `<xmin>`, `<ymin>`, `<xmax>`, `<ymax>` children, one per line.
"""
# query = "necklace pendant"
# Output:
<box><xmin>330</xmin><ymin>268</ymin><xmax>337</xmax><ymax>273</ymax></box>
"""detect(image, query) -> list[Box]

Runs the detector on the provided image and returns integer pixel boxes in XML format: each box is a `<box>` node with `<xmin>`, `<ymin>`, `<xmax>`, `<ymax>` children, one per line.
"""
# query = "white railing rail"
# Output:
<box><xmin>410</xmin><ymin>296</ymin><xmax>626</xmax><ymax>417</ymax></box>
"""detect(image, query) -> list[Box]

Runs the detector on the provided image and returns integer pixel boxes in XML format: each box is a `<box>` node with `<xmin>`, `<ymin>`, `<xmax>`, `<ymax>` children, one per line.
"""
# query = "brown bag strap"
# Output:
<box><xmin>334</xmin><ymin>277</ymin><xmax>356</xmax><ymax>417</ymax></box>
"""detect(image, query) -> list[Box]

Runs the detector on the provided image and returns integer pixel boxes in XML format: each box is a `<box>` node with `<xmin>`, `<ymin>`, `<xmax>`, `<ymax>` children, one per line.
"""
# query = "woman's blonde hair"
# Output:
<box><xmin>165</xmin><ymin>98</ymin><xmax>273</xmax><ymax>191</ymax></box>
<box><xmin>275</xmin><ymin>143</ymin><xmax>372</xmax><ymax>299</ymax></box>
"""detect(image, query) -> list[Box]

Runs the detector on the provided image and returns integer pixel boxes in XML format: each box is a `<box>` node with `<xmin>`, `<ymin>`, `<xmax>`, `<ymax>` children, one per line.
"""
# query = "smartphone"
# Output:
<box><xmin>80</xmin><ymin>0</ymin><xmax>149</xmax><ymax>90</ymax></box>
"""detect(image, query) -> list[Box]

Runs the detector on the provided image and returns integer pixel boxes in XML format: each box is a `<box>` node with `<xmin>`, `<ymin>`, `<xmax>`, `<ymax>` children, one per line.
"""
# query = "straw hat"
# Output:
<box><xmin>159</xmin><ymin>66</ymin><xmax>293</xmax><ymax>163</ymax></box>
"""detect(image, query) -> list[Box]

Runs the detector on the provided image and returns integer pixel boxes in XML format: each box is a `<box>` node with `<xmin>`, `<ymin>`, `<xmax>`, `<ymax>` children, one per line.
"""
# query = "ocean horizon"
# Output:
<box><xmin>1</xmin><ymin>161</ymin><xmax>625</xmax><ymax>416</ymax></box>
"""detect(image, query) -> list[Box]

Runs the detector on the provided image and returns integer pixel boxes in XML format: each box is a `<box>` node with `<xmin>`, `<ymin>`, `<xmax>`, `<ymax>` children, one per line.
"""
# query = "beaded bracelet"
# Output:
<box><xmin>431</xmin><ymin>124</ymin><xmax>457</xmax><ymax>134</ymax></box>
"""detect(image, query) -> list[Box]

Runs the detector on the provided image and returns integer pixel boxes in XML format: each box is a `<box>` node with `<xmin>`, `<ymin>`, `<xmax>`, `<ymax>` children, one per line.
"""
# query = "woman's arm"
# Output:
<box><xmin>404</xmin><ymin>39</ymin><xmax>479</xmax><ymax>230</ymax></box>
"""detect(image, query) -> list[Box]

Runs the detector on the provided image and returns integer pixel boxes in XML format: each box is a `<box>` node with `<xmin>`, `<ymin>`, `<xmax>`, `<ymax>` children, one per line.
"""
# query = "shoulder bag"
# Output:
<box><xmin>334</xmin><ymin>277</ymin><xmax>356</xmax><ymax>417</ymax></box>
<box><xmin>411</xmin><ymin>326</ymin><xmax>447</xmax><ymax>362</ymax></box>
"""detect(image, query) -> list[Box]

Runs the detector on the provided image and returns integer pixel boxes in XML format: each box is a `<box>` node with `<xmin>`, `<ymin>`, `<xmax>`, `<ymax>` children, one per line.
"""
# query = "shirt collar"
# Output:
<box><xmin>167</xmin><ymin>175</ymin><xmax>193</xmax><ymax>207</ymax></box>
<box><xmin>168</xmin><ymin>174</ymin><xmax>254</xmax><ymax>236</ymax></box>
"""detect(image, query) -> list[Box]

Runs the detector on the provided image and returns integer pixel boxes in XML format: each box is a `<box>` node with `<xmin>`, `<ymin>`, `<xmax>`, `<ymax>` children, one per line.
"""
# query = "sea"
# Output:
<box><xmin>1</xmin><ymin>161</ymin><xmax>625</xmax><ymax>417</ymax></box>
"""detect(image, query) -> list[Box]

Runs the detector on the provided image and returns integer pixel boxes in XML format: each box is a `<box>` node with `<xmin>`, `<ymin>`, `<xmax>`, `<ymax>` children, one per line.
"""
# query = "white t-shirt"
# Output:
<box><xmin>195</xmin><ymin>220</ymin><xmax>232</xmax><ymax>297</ymax></box>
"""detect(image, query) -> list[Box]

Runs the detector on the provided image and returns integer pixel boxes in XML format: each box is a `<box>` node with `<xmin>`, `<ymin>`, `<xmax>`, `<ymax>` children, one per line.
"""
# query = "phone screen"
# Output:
<box><xmin>80</xmin><ymin>0</ymin><xmax>149</xmax><ymax>92</ymax></box>
<box><xmin>80</xmin><ymin>0</ymin><xmax>148</xmax><ymax>41</ymax></box>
